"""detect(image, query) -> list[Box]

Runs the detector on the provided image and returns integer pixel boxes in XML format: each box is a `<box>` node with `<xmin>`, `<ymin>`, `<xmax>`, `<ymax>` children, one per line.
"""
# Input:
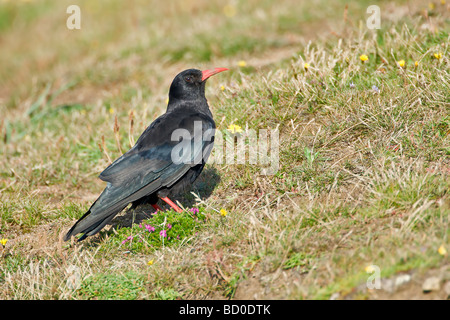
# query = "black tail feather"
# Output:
<box><xmin>63</xmin><ymin>209</ymin><xmax>92</xmax><ymax>241</ymax></box>
<box><xmin>63</xmin><ymin>199</ymin><xmax>128</xmax><ymax>242</ymax></box>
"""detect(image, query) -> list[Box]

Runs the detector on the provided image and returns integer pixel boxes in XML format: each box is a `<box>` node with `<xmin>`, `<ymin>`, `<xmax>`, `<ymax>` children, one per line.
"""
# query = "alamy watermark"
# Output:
<box><xmin>171</xmin><ymin>122</ymin><xmax>279</xmax><ymax>175</ymax></box>
<box><xmin>66</xmin><ymin>5</ymin><xmax>81</xmax><ymax>30</ymax></box>
<box><xmin>67</xmin><ymin>4</ymin><xmax>381</xmax><ymax>31</ymax></box>
<box><xmin>366</xmin><ymin>5</ymin><xmax>381</xmax><ymax>30</ymax></box>
<box><xmin>366</xmin><ymin>264</ymin><xmax>381</xmax><ymax>289</ymax></box>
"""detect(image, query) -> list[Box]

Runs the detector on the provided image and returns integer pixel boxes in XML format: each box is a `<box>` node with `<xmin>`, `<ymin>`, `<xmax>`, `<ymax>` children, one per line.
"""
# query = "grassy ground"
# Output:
<box><xmin>0</xmin><ymin>0</ymin><xmax>449</xmax><ymax>299</ymax></box>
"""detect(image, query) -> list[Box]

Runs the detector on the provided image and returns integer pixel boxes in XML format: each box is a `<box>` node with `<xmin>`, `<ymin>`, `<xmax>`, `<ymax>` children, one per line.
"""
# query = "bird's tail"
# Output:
<box><xmin>63</xmin><ymin>208</ymin><xmax>93</xmax><ymax>241</ymax></box>
<box><xmin>63</xmin><ymin>199</ymin><xmax>127</xmax><ymax>242</ymax></box>
<box><xmin>64</xmin><ymin>178</ymin><xmax>163</xmax><ymax>242</ymax></box>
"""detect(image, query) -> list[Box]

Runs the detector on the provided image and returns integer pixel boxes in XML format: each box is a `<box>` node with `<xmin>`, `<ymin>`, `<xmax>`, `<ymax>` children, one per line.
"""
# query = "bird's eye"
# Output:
<box><xmin>185</xmin><ymin>76</ymin><xmax>193</xmax><ymax>83</ymax></box>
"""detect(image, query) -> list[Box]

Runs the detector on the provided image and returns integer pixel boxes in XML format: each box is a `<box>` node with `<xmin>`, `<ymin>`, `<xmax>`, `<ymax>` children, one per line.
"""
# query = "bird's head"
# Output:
<box><xmin>168</xmin><ymin>68</ymin><xmax>228</xmax><ymax>104</ymax></box>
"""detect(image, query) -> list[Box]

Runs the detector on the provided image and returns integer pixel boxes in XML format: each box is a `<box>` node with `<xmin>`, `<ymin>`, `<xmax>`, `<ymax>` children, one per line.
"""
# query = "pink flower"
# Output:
<box><xmin>121</xmin><ymin>235</ymin><xmax>133</xmax><ymax>244</ymax></box>
<box><xmin>145</xmin><ymin>224</ymin><xmax>155</xmax><ymax>232</ymax></box>
<box><xmin>160</xmin><ymin>230</ymin><xmax>167</xmax><ymax>238</ymax></box>
<box><xmin>167</xmin><ymin>223</ymin><xmax>172</xmax><ymax>230</ymax></box>
<box><xmin>189</xmin><ymin>207</ymin><xmax>199</xmax><ymax>215</ymax></box>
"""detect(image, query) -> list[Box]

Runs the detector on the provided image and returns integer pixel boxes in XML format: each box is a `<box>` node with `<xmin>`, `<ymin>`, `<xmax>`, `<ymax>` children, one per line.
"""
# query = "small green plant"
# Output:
<box><xmin>304</xmin><ymin>146</ymin><xmax>320</xmax><ymax>167</ymax></box>
<box><xmin>77</xmin><ymin>272</ymin><xmax>146</xmax><ymax>300</ymax></box>
<box><xmin>283</xmin><ymin>252</ymin><xmax>310</xmax><ymax>270</ymax></box>
<box><xmin>154</xmin><ymin>288</ymin><xmax>182</xmax><ymax>300</ymax></box>
<box><xmin>106</xmin><ymin>207</ymin><xmax>207</xmax><ymax>253</ymax></box>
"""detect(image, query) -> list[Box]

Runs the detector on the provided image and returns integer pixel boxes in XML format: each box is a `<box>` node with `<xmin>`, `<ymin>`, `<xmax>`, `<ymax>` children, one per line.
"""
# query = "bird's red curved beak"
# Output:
<box><xmin>201</xmin><ymin>67</ymin><xmax>228</xmax><ymax>81</ymax></box>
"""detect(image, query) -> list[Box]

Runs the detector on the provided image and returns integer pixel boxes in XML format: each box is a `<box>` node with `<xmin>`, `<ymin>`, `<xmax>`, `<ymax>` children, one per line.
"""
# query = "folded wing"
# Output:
<box><xmin>63</xmin><ymin>110</ymin><xmax>215</xmax><ymax>240</ymax></box>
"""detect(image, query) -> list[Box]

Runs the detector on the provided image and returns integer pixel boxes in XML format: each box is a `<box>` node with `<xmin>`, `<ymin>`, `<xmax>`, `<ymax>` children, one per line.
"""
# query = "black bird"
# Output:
<box><xmin>64</xmin><ymin>67</ymin><xmax>228</xmax><ymax>241</ymax></box>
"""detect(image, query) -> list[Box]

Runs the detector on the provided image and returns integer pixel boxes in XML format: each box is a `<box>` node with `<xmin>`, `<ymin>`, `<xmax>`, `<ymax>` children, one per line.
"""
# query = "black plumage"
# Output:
<box><xmin>64</xmin><ymin>68</ymin><xmax>227</xmax><ymax>241</ymax></box>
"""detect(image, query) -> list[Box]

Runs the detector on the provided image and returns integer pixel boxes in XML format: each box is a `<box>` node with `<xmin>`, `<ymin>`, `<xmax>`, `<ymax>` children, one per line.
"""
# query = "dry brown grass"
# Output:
<box><xmin>0</xmin><ymin>0</ymin><xmax>449</xmax><ymax>300</ymax></box>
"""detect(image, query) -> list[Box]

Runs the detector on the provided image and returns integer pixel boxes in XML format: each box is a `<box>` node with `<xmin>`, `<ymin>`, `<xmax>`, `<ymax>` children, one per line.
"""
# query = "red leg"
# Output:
<box><xmin>151</xmin><ymin>204</ymin><xmax>162</xmax><ymax>212</ymax></box>
<box><xmin>160</xmin><ymin>196</ymin><xmax>183</xmax><ymax>213</ymax></box>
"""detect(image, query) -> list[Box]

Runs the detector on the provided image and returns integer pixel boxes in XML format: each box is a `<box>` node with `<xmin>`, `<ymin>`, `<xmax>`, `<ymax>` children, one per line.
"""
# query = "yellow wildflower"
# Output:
<box><xmin>147</xmin><ymin>259</ymin><xmax>154</xmax><ymax>266</ymax></box>
<box><xmin>303</xmin><ymin>63</ymin><xmax>310</xmax><ymax>71</ymax></box>
<box><xmin>0</xmin><ymin>238</ymin><xmax>8</xmax><ymax>247</ymax></box>
<box><xmin>220</xmin><ymin>85</ymin><xmax>225</xmax><ymax>91</ymax></box>
<box><xmin>223</xmin><ymin>5</ymin><xmax>236</xmax><ymax>18</ymax></box>
<box><xmin>397</xmin><ymin>59</ymin><xmax>406</xmax><ymax>68</ymax></box>
<box><xmin>227</xmin><ymin>124</ymin><xmax>243</xmax><ymax>134</ymax></box>
<box><xmin>438</xmin><ymin>245</ymin><xmax>447</xmax><ymax>256</ymax></box>
<box><xmin>365</xmin><ymin>265</ymin><xmax>376</xmax><ymax>273</ymax></box>
<box><xmin>237</xmin><ymin>60</ymin><xmax>247</xmax><ymax>67</ymax></box>
<box><xmin>433</xmin><ymin>52</ymin><xmax>443</xmax><ymax>60</ymax></box>
<box><xmin>428</xmin><ymin>3</ymin><xmax>435</xmax><ymax>10</ymax></box>
<box><xmin>414</xmin><ymin>61</ymin><xmax>419</xmax><ymax>67</ymax></box>
<box><xmin>109</xmin><ymin>108</ymin><xmax>115</xmax><ymax>114</ymax></box>
<box><xmin>220</xmin><ymin>208</ymin><xmax>228</xmax><ymax>217</ymax></box>
<box><xmin>359</xmin><ymin>54</ymin><xmax>369</xmax><ymax>62</ymax></box>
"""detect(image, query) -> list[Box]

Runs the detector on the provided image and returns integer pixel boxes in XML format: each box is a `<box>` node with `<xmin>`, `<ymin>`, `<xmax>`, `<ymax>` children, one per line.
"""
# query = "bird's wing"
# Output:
<box><xmin>64</xmin><ymin>110</ymin><xmax>215</xmax><ymax>240</ymax></box>
<box><xmin>98</xmin><ymin>110</ymin><xmax>215</xmax><ymax>189</ymax></box>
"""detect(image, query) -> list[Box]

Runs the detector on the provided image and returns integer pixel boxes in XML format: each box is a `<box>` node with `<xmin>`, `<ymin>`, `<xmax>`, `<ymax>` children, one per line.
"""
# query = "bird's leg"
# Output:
<box><xmin>160</xmin><ymin>196</ymin><xmax>183</xmax><ymax>213</ymax></box>
<box><xmin>151</xmin><ymin>204</ymin><xmax>162</xmax><ymax>212</ymax></box>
